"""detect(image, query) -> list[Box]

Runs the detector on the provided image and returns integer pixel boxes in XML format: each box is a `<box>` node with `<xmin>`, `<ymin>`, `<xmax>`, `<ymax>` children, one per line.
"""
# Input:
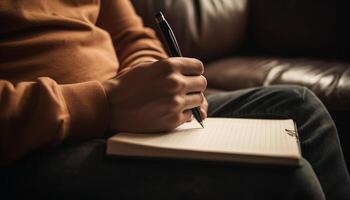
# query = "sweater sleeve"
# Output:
<box><xmin>96</xmin><ymin>0</ymin><xmax>168</xmax><ymax>73</ymax></box>
<box><xmin>0</xmin><ymin>78</ymin><xmax>110</xmax><ymax>166</ymax></box>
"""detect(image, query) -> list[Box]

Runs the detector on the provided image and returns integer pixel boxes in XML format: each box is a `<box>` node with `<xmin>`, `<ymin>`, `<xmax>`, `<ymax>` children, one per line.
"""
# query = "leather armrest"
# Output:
<box><xmin>205</xmin><ymin>57</ymin><xmax>350</xmax><ymax>111</ymax></box>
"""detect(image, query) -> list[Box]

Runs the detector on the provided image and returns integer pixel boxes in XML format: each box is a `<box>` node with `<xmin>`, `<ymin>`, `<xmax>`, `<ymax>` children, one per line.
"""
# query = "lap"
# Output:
<box><xmin>1</xmin><ymin>139</ymin><xmax>324</xmax><ymax>199</ymax></box>
<box><xmin>2</xmin><ymin>85</ymin><xmax>336</xmax><ymax>199</ymax></box>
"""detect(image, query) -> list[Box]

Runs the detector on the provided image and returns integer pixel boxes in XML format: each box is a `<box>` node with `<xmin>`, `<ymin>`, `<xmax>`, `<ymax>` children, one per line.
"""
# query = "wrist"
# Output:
<box><xmin>101</xmin><ymin>78</ymin><xmax>123</xmax><ymax>130</ymax></box>
<box><xmin>61</xmin><ymin>81</ymin><xmax>110</xmax><ymax>140</ymax></box>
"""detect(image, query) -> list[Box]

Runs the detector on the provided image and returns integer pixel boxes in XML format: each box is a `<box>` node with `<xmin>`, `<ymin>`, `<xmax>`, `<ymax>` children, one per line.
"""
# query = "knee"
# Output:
<box><xmin>266</xmin><ymin>85</ymin><xmax>319</xmax><ymax>106</ymax></box>
<box><xmin>268</xmin><ymin>85</ymin><xmax>306</xmax><ymax>99</ymax></box>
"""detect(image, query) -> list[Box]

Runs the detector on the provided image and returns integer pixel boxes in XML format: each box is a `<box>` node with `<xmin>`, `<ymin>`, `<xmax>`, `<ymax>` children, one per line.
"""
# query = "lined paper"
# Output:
<box><xmin>111</xmin><ymin>118</ymin><xmax>300</xmax><ymax>158</ymax></box>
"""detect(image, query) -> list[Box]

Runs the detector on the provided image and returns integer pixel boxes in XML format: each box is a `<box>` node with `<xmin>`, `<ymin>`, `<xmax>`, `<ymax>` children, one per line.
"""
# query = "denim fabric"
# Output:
<box><xmin>1</xmin><ymin>85</ymin><xmax>349</xmax><ymax>199</ymax></box>
<box><xmin>207</xmin><ymin>85</ymin><xmax>350</xmax><ymax>199</ymax></box>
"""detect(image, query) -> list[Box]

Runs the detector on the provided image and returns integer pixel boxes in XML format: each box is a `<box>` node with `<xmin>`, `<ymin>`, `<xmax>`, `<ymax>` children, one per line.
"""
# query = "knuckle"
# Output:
<box><xmin>162</xmin><ymin>58</ymin><xmax>178</xmax><ymax>73</ymax></box>
<box><xmin>166</xmin><ymin>74</ymin><xmax>186</xmax><ymax>92</ymax></box>
<box><xmin>170</xmin><ymin>95</ymin><xmax>184</xmax><ymax>109</ymax></box>
<box><xmin>165</xmin><ymin>74</ymin><xmax>178</xmax><ymax>90</ymax></box>
<box><xmin>177</xmin><ymin>77</ymin><xmax>187</xmax><ymax>91</ymax></box>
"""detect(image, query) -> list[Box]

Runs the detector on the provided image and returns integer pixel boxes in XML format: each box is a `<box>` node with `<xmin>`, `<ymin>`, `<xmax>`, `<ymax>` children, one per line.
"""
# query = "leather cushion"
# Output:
<box><xmin>205</xmin><ymin>57</ymin><xmax>350</xmax><ymax>111</ymax></box>
<box><xmin>131</xmin><ymin>0</ymin><xmax>248</xmax><ymax>62</ymax></box>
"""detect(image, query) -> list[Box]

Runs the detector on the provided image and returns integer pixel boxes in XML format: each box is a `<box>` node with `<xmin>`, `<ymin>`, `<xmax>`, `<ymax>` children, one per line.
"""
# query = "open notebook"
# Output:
<box><xmin>107</xmin><ymin>118</ymin><xmax>301</xmax><ymax>166</ymax></box>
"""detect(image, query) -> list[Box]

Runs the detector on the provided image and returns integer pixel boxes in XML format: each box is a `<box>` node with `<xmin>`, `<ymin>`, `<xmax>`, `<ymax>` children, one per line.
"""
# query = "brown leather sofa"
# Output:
<box><xmin>131</xmin><ymin>0</ymin><xmax>350</xmax><ymax>163</ymax></box>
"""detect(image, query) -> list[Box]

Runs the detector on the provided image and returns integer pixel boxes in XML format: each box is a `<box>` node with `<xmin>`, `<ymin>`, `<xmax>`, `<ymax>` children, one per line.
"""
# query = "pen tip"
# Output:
<box><xmin>199</xmin><ymin>122</ymin><xmax>204</xmax><ymax>128</ymax></box>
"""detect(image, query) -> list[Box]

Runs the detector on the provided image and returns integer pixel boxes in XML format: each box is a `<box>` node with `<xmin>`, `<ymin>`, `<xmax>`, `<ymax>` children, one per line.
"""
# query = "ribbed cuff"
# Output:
<box><xmin>60</xmin><ymin>81</ymin><xmax>110</xmax><ymax>140</ymax></box>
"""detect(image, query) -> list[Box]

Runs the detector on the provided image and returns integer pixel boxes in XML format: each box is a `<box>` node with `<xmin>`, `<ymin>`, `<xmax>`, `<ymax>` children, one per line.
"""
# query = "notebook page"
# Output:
<box><xmin>112</xmin><ymin>118</ymin><xmax>300</xmax><ymax>157</ymax></box>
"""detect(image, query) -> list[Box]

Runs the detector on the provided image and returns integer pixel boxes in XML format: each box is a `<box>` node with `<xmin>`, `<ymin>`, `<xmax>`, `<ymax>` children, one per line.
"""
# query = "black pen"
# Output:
<box><xmin>155</xmin><ymin>11</ymin><xmax>204</xmax><ymax>128</ymax></box>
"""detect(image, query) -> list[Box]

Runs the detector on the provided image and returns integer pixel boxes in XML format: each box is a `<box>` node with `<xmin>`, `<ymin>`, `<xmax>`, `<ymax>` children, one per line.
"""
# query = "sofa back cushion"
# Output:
<box><xmin>131</xmin><ymin>0</ymin><xmax>248</xmax><ymax>62</ymax></box>
<box><xmin>248</xmin><ymin>0</ymin><xmax>350</xmax><ymax>58</ymax></box>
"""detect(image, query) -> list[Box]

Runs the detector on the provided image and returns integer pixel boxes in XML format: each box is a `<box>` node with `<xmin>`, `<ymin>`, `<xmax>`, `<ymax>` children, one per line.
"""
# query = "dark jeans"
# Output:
<box><xmin>1</xmin><ymin>85</ymin><xmax>349</xmax><ymax>199</ymax></box>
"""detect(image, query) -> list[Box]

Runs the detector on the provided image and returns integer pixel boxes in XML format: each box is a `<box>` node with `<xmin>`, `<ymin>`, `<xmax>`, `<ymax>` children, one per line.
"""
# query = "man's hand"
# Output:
<box><xmin>200</xmin><ymin>94</ymin><xmax>208</xmax><ymax>119</ymax></box>
<box><xmin>102</xmin><ymin>57</ymin><xmax>207</xmax><ymax>133</ymax></box>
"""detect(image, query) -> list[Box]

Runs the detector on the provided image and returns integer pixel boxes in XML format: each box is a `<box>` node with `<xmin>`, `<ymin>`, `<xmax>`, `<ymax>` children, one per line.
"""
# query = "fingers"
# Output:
<box><xmin>183</xmin><ymin>75</ymin><xmax>207</xmax><ymax>93</ymax></box>
<box><xmin>182</xmin><ymin>110</ymin><xmax>193</xmax><ymax>123</ymax></box>
<box><xmin>166</xmin><ymin>93</ymin><xmax>203</xmax><ymax>112</ymax></box>
<box><xmin>183</xmin><ymin>93</ymin><xmax>204</xmax><ymax>110</ymax></box>
<box><xmin>186</xmin><ymin>114</ymin><xmax>194</xmax><ymax>122</ymax></box>
<box><xmin>168</xmin><ymin>95</ymin><xmax>206</xmax><ymax>129</ymax></box>
<box><xmin>156</xmin><ymin>57</ymin><xmax>207</xmax><ymax>127</ymax></box>
<box><xmin>179</xmin><ymin>58</ymin><xmax>204</xmax><ymax>76</ymax></box>
<box><xmin>170</xmin><ymin>110</ymin><xmax>192</xmax><ymax>129</ymax></box>
<box><xmin>157</xmin><ymin>57</ymin><xmax>206</xmax><ymax>94</ymax></box>
<box><xmin>160</xmin><ymin>57</ymin><xmax>204</xmax><ymax>76</ymax></box>
<box><xmin>199</xmin><ymin>94</ymin><xmax>208</xmax><ymax>120</ymax></box>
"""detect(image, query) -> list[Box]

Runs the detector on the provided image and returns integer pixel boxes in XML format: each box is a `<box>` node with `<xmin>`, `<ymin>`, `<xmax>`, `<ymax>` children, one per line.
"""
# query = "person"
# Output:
<box><xmin>0</xmin><ymin>0</ymin><xmax>349</xmax><ymax>199</ymax></box>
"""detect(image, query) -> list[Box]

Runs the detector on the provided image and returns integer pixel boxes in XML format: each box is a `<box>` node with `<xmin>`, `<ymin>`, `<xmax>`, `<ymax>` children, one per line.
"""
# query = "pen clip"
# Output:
<box><xmin>167</xmin><ymin>29</ymin><xmax>182</xmax><ymax>57</ymax></box>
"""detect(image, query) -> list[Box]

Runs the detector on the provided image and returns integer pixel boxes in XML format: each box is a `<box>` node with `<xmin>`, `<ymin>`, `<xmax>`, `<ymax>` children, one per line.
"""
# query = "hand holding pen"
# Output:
<box><xmin>155</xmin><ymin>11</ymin><xmax>205</xmax><ymax>128</ymax></box>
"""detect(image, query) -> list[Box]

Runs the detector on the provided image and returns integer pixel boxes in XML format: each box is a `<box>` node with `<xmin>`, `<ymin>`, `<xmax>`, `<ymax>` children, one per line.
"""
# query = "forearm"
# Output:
<box><xmin>0</xmin><ymin>78</ymin><xmax>109</xmax><ymax>166</ymax></box>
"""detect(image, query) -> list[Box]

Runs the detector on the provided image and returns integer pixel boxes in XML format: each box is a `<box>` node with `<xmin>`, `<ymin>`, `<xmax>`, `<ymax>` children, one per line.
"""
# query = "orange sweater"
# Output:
<box><xmin>0</xmin><ymin>0</ymin><xmax>167</xmax><ymax>165</ymax></box>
